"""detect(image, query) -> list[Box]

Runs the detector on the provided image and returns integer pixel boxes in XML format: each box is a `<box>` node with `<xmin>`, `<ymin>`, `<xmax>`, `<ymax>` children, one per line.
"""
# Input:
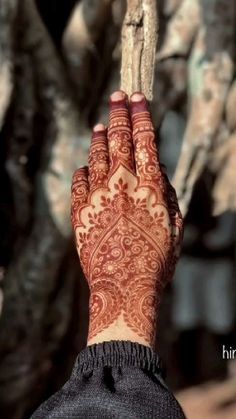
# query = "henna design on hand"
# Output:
<box><xmin>71</xmin><ymin>91</ymin><xmax>183</xmax><ymax>346</ymax></box>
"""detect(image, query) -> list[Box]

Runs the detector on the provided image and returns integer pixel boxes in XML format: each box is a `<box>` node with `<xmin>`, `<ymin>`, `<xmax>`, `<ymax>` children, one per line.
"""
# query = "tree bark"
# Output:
<box><xmin>0</xmin><ymin>0</ymin><xmax>19</xmax><ymax>129</ymax></box>
<box><xmin>121</xmin><ymin>0</ymin><xmax>158</xmax><ymax>100</ymax></box>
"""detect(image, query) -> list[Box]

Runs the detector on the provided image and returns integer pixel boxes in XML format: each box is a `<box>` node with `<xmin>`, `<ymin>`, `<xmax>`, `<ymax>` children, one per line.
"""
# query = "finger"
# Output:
<box><xmin>130</xmin><ymin>92</ymin><xmax>162</xmax><ymax>185</ymax></box>
<box><xmin>71</xmin><ymin>166</ymin><xmax>89</xmax><ymax>229</ymax></box>
<box><xmin>163</xmin><ymin>171</ymin><xmax>184</xmax><ymax>250</ymax></box>
<box><xmin>88</xmin><ymin>123</ymin><xmax>109</xmax><ymax>192</ymax></box>
<box><xmin>162</xmin><ymin>171</ymin><xmax>184</xmax><ymax>283</ymax></box>
<box><xmin>160</xmin><ymin>163</ymin><xmax>167</xmax><ymax>175</ymax></box>
<box><xmin>108</xmin><ymin>90</ymin><xmax>135</xmax><ymax>174</ymax></box>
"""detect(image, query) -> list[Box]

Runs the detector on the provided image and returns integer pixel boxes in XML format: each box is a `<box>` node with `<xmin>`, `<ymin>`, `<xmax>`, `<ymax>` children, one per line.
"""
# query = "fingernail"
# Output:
<box><xmin>93</xmin><ymin>123</ymin><xmax>106</xmax><ymax>132</ymax></box>
<box><xmin>109</xmin><ymin>90</ymin><xmax>128</xmax><ymax>111</ymax></box>
<box><xmin>130</xmin><ymin>91</ymin><xmax>149</xmax><ymax>114</ymax></box>
<box><xmin>130</xmin><ymin>92</ymin><xmax>145</xmax><ymax>102</ymax></box>
<box><xmin>110</xmin><ymin>90</ymin><xmax>126</xmax><ymax>102</ymax></box>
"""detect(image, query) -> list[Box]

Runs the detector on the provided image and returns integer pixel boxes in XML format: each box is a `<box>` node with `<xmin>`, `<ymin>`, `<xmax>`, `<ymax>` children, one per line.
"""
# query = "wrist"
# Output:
<box><xmin>86</xmin><ymin>274</ymin><xmax>163</xmax><ymax>349</ymax></box>
<box><xmin>87</xmin><ymin>319</ymin><xmax>156</xmax><ymax>349</ymax></box>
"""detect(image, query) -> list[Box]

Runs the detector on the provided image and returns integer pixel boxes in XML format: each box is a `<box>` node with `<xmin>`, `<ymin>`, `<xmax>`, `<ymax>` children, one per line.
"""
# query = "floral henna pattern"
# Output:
<box><xmin>71</xmin><ymin>92</ymin><xmax>183</xmax><ymax>346</ymax></box>
<box><xmin>89</xmin><ymin>279</ymin><xmax>123</xmax><ymax>338</ymax></box>
<box><xmin>88</xmin><ymin>130</ymin><xmax>109</xmax><ymax>192</ymax></box>
<box><xmin>108</xmin><ymin>104</ymin><xmax>135</xmax><ymax>175</ymax></box>
<box><xmin>123</xmin><ymin>277</ymin><xmax>161</xmax><ymax>344</ymax></box>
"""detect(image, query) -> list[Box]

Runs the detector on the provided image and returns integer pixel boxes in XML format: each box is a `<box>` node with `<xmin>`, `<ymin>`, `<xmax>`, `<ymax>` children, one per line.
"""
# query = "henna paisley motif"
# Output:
<box><xmin>71</xmin><ymin>91</ymin><xmax>184</xmax><ymax>346</ymax></box>
<box><xmin>88</xmin><ymin>280</ymin><xmax>123</xmax><ymax>340</ymax></box>
<box><xmin>123</xmin><ymin>277</ymin><xmax>162</xmax><ymax>344</ymax></box>
<box><xmin>71</xmin><ymin>167</ymin><xmax>89</xmax><ymax>229</ymax></box>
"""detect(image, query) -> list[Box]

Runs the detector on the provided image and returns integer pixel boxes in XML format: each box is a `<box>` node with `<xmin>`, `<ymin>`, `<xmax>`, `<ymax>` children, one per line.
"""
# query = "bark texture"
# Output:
<box><xmin>121</xmin><ymin>0</ymin><xmax>158</xmax><ymax>100</ymax></box>
<box><xmin>0</xmin><ymin>0</ymin><xmax>19</xmax><ymax>129</ymax></box>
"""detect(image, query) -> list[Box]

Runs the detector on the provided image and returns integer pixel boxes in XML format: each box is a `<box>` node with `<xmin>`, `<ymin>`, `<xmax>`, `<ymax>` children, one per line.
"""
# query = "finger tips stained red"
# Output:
<box><xmin>109</xmin><ymin>90</ymin><xmax>128</xmax><ymax>111</ymax></box>
<box><xmin>72</xmin><ymin>166</ymin><xmax>88</xmax><ymax>179</ymax></box>
<box><xmin>93</xmin><ymin>123</ymin><xmax>106</xmax><ymax>133</ymax></box>
<box><xmin>130</xmin><ymin>92</ymin><xmax>149</xmax><ymax>115</ymax></box>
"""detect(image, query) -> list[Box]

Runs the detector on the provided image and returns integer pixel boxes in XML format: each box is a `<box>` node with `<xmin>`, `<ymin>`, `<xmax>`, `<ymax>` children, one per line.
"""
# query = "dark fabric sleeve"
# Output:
<box><xmin>31</xmin><ymin>340</ymin><xmax>186</xmax><ymax>419</ymax></box>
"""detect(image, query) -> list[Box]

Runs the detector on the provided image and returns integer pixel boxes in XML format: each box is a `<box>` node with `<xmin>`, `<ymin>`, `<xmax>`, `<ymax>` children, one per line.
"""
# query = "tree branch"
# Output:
<box><xmin>172</xmin><ymin>0</ymin><xmax>234</xmax><ymax>216</ymax></box>
<box><xmin>62</xmin><ymin>0</ymin><xmax>116</xmax><ymax>108</ymax></box>
<box><xmin>120</xmin><ymin>0</ymin><xmax>158</xmax><ymax>100</ymax></box>
<box><xmin>0</xmin><ymin>0</ymin><xmax>19</xmax><ymax>129</ymax></box>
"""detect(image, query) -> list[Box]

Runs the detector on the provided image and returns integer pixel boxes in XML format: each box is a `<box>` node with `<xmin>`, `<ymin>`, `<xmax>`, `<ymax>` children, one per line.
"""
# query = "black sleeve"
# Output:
<box><xmin>30</xmin><ymin>340</ymin><xmax>186</xmax><ymax>419</ymax></box>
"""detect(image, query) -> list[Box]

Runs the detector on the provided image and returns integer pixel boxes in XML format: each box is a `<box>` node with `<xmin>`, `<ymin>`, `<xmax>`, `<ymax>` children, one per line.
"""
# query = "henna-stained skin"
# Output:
<box><xmin>71</xmin><ymin>91</ymin><xmax>183</xmax><ymax>348</ymax></box>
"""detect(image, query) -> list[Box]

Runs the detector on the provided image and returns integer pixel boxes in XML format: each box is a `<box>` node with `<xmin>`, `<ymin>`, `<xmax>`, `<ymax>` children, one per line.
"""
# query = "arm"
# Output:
<box><xmin>71</xmin><ymin>90</ymin><xmax>183</xmax><ymax>349</ymax></box>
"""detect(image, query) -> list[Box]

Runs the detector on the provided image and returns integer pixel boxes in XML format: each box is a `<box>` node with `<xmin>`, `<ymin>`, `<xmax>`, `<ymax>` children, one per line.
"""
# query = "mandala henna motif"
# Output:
<box><xmin>71</xmin><ymin>92</ymin><xmax>183</xmax><ymax>346</ymax></box>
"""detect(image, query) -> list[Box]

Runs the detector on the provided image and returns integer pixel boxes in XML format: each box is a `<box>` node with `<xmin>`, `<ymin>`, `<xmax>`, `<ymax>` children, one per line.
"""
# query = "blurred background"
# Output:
<box><xmin>1</xmin><ymin>0</ymin><xmax>236</xmax><ymax>418</ymax></box>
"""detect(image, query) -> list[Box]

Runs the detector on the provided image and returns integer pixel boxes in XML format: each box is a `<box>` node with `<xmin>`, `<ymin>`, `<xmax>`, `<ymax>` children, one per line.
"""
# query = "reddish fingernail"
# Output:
<box><xmin>93</xmin><ymin>123</ymin><xmax>106</xmax><ymax>132</ymax></box>
<box><xmin>109</xmin><ymin>90</ymin><xmax>128</xmax><ymax>110</ymax></box>
<box><xmin>130</xmin><ymin>92</ymin><xmax>145</xmax><ymax>102</ymax></box>
<box><xmin>92</xmin><ymin>123</ymin><xmax>106</xmax><ymax>141</ymax></box>
<box><xmin>130</xmin><ymin>91</ymin><xmax>149</xmax><ymax>114</ymax></box>
<box><xmin>110</xmin><ymin>91</ymin><xmax>126</xmax><ymax>101</ymax></box>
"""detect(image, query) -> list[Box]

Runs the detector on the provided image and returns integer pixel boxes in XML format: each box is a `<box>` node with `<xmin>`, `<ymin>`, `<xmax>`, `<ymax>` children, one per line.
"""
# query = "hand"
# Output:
<box><xmin>71</xmin><ymin>91</ymin><xmax>183</xmax><ymax>348</ymax></box>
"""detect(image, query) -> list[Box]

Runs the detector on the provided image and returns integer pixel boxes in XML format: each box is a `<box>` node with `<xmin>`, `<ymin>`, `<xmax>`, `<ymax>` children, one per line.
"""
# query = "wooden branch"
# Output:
<box><xmin>210</xmin><ymin>80</ymin><xmax>236</xmax><ymax>216</ymax></box>
<box><xmin>0</xmin><ymin>0</ymin><xmax>19</xmax><ymax>129</ymax></box>
<box><xmin>120</xmin><ymin>0</ymin><xmax>158</xmax><ymax>100</ymax></box>
<box><xmin>226</xmin><ymin>80</ymin><xmax>236</xmax><ymax>132</ymax></box>
<box><xmin>172</xmin><ymin>0</ymin><xmax>234</xmax><ymax>217</ymax></box>
<box><xmin>5</xmin><ymin>36</ymin><xmax>35</xmax><ymax>232</ymax></box>
<box><xmin>208</xmin><ymin>123</ymin><xmax>230</xmax><ymax>174</ymax></box>
<box><xmin>62</xmin><ymin>0</ymin><xmax>117</xmax><ymax>108</ymax></box>
<box><xmin>212</xmin><ymin>132</ymin><xmax>236</xmax><ymax>215</ymax></box>
<box><xmin>157</xmin><ymin>0</ymin><xmax>201</xmax><ymax>60</ymax></box>
<box><xmin>210</xmin><ymin>76</ymin><xmax>236</xmax><ymax>216</ymax></box>
<box><xmin>153</xmin><ymin>57</ymin><xmax>187</xmax><ymax>123</ymax></box>
<box><xmin>163</xmin><ymin>0</ymin><xmax>183</xmax><ymax>17</ymax></box>
<box><xmin>63</xmin><ymin>0</ymin><xmax>115</xmax><ymax>51</ymax></box>
<box><xmin>23</xmin><ymin>0</ymin><xmax>90</xmax><ymax>237</ymax></box>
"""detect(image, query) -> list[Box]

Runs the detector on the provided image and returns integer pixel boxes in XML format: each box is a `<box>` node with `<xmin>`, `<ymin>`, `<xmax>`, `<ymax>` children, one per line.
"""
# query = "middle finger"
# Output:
<box><xmin>108</xmin><ymin>91</ymin><xmax>135</xmax><ymax>175</ymax></box>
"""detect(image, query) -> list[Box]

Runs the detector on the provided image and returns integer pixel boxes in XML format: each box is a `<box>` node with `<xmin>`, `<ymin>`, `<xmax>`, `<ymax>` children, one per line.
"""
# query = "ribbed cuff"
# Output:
<box><xmin>74</xmin><ymin>340</ymin><xmax>165</xmax><ymax>378</ymax></box>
